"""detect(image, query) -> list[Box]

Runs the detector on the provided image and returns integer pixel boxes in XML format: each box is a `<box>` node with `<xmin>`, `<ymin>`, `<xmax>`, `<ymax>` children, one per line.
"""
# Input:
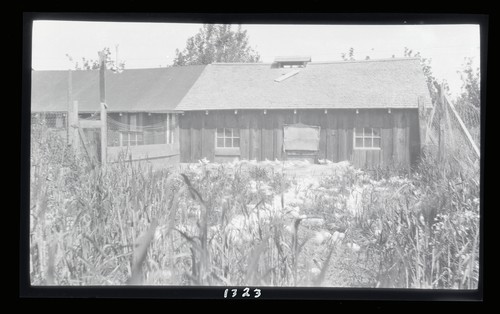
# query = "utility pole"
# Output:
<box><xmin>67</xmin><ymin>67</ymin><xmax>72</xmax><ymax>144</ymax></box>
<box><xmin>67</xmin><ymin>61</ymin><xmax>80</xmax><ymax>153</ymax></box>
<box><xmin>98</xmin><ymin>50</ymin><xmax>108</xmax><ymax>165</ymax></box>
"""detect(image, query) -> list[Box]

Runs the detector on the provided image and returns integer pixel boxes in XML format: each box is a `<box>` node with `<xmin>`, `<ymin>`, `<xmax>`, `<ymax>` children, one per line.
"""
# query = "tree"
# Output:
<box><xmin>403</xmin><ymin>47</ymin><xmax>448</xmax><ymax>105</ymax></box>
<box><xmin>341</xmin><ymin>47</ymin><xmax>356</xmax><ymax>61</ymax></box>
<box><xmin>341</xmin><ymin>48</ymin><xmax>371</xmax><ymax>61</ymax></box>
<box><xmin>453</xmin><ymin>57</ymin><xmax>480</xmax><ymax>132</ymax></box>
<box><xmin>455</xmin><ymin>57</ymin><xmax>480</xmax><ymax>109</ymax></box>
<box><xmin>172</xmin><ymin>24</ymin><xmax>261</xmax><ymax>66</ymax></box>
<box><xmin>66</xmin><ymin>47</ymin><xmax>125</xmax><ymax>72</ymax></box>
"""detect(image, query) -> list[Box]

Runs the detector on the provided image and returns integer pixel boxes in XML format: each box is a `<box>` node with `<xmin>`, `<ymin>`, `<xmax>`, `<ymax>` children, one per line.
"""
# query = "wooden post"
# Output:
<box><xmin>99</xmin><ymin>50</ymin><xmax>107</xmax><ymax>165</ymax></box>
<box><xmin>68</xmin><ymin>100</ymin><xmax>79</xmax><ymax>153</ymax></box>
<box><xmin>67</xmin><ymin>69</ymin><xmax>72</xmax><ymax>144</ymax></box>
<box><xmin>101</xmin><ymin>102</ymin><xmax>107</xmax><ymax>164</ymax></box>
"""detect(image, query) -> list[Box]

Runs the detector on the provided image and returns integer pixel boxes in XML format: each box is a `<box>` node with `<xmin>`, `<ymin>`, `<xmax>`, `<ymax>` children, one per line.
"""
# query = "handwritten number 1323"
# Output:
<box><xmin>224</xmin><ymin>288</ymin><xmax>261</xmax><ymax>298</ymax></box>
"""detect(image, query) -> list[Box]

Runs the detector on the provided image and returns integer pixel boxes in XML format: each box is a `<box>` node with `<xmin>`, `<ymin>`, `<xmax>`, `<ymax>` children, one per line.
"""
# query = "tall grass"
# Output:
<box><xmin>308</xmin><ymin>152</ymin><xmax>480</xmax><ymax>288</ymax></box>
<box><xmin>29</xmin><ymin>121</ymin><xmax>480</xmax><ymax>288</ymax></box>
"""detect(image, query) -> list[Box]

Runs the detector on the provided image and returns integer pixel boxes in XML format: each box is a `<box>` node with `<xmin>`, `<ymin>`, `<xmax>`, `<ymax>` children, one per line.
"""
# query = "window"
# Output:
<box><xmin>120</xmin><ymin>132</ymin><xmax>144</xmax><ymax>147</ymax></box>
<box><xmin>216</xmin><ymin>128</ymin><xmax>240</xmax><ymax>148</ymax></box>
<box><xmin>354</xmin><ymin>128</ymin><xmax>381</xmax><ymax>149</ymax></box>
<box><xmin>142</xmin><ymin>114</ymin><xmax>165</xmax><ymax>145</ymax></box>
<box><xmin>108</xmin><ymin>113</ymin><xmax>174</xmax><ymax>147</ymax></box>
<box><xmin>118</xmin><ymin>114</ymin><xmax>142</xmax><ymax>146</ymax></box>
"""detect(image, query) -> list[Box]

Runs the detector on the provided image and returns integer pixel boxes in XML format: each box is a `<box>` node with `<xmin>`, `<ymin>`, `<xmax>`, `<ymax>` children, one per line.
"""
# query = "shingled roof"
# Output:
<box><xmin>176</xmin><ymin>58</ymin><xmax>432</xmax><ymax>111</ymax></box>
<box><xmin>31</xmin><ymin>65</ymin><xmax>206</xmax><ymax>113</ymax></box>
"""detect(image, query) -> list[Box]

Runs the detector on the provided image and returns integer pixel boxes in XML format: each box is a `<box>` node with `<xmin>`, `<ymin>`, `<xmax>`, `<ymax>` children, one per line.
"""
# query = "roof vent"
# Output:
<box><xmin>272</xmin><ymin>56</ymin><xmax>311</xmax><ymax>68</ymax></box>
<box><xmin>274</xmin><ymin>69</ymin><xmax>301</xmax><ymax>82</ymax></box>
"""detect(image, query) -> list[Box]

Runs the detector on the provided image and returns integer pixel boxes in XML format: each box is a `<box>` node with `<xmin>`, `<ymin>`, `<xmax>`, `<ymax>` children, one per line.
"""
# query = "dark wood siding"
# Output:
<box><xmin>326</xmin><ymin>112</ymin><xmax>337</xmax><ymax>162</ymax></box>
<box><xmin>190</xmin><ymin>112</ymin><xmax>202</xmax><ymax>162</ymax></box>
<box><xmin>337</xmin><ymin>110</ymin><xmax>348</xmax><ymax>162</ymax></box>
<box><xmin>179</xmin><ymin>109</ymin><xmax>420</xmax><ymax>168</ymax></box>
<box><xmin>238</xmin><ymin>113</ymin><xmax>250</xmax><ymax>160</ymax></box>
<box><xmin>318</xmin><ymin>112</ymin><xmax>328</xmax><ymax>160</ymax></box>
<box><xmin>249</xmin><ymin>112</ymin><xmax>262</xmax><ymax>160</ymax></box>
<box><xmin>202</xmin><ymin>112</ymin><xmax>215</xmax><ymax>161</ymax></box>
<box><xmin>409</xmin><ymin>110</ymin><xmax>421</xmax><ymax>167</ymax></box>
<box><xmin>179</xmin><ymin>113</ymin><xmax>191</xmax><ymax>161</ymax></box>
<box><xmin>262</xmin><ymin>112</ymin><xmax>274</xmax><ymax>161</ymax></box>
<box><xmin>393</xmin><ymin>110</ymin><xmax>409</xmax><ymax>168</ymax></box>
<box><xmin>274</xmin><ymin>112</ymin><xmax>285</xmax><ymax>160</ymax></box>
<box><xmin>381</xmin><ymin>112</ymin><xmax>394</xmax><ymax>168</ymax></box>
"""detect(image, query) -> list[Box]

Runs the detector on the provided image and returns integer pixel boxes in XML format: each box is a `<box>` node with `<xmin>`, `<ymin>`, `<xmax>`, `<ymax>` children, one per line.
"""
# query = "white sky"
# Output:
<box><xmin>31</xmin><ymin>21</ymin><xmax>480</xmax><ymax>100</ymax></box>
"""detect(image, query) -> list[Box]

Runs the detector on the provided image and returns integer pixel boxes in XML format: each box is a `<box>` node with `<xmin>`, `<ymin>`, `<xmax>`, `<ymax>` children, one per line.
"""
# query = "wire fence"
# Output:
<box><xmin>453</xmin><ymin>101</ymin><xmax>481</xmax><ymax>146</ymax></box>
<box><xmin>423</xmin><ymin>91</ymin><xmax>480</xmax><ymax>177</ymax></box>
<box><xmin>31</xmin><ymin>113</ymin><xmax>67</xmax><ymax>129</ymax></box>
<box><xmin>31</xmin><ymin>112</ymin><xmax>174</xmax><ymax>150</ymax></box>
<box><xmin>31</xmin><ymin>113</ymin><xmax>68</xmax><ymax>141</ymax></box>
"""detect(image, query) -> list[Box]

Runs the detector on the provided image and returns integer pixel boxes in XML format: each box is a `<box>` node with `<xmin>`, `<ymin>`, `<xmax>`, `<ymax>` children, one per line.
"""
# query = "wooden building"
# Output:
<box><xmin>32</xmin><ymin>58</ymin><xmax>432</xmax><ymax>169</ymax></box>
<box><xmin>31</xmin><ymin>66</ymin><xmax>205</xmax><ymax>164</ymax></box>
<box><xmin>176</xmin><ymin>58</ymin><xmax>432</xmax><ymax>168</ymax></box>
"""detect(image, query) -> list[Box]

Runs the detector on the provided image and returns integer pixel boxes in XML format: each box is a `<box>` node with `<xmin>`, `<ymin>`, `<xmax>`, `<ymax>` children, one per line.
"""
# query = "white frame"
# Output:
<box><xmin>353</xmin><ymin>127</ymin><xmax>381</xmax><ymax>150</ymax></box>
<box><xmin>120</xmin><ymin>131</ymin><xmax>144</xmax><ymax>147</ymax></box>
<box><xmin>111</xmin><ymin>113</ymin><xmax>172</xmax><ymax>147</ymax></box>
<box><xmin>216</xmin><ymin>128</ymin><xmax>240</xmax><ymax>148</ymax></box>
<box><xmin>119</xmin><ymin>113</ymin><xmax>143</xmax><ymax>147</ymax></box>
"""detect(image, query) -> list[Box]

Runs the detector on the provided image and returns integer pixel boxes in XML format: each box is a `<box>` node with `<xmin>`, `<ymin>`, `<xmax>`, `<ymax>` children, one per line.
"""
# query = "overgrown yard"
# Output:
<box><xmin>29</xmin><ymin>126</ymin><xmax>480</xmax><ymax>288</ymax></box>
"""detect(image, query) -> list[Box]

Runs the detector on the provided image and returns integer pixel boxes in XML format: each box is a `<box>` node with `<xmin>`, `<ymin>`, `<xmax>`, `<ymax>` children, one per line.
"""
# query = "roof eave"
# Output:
<box><xmin>176</xmin><ymin>106</ymin><xmax>420</xmax><ymax>111</ymax></box>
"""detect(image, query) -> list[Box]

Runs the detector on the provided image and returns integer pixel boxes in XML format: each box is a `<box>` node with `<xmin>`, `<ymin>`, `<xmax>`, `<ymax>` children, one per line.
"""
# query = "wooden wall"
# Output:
<box><xmin>179</xmin><ymin>109</ymin><xmax>420</xmax><ymax>169</ymax></box>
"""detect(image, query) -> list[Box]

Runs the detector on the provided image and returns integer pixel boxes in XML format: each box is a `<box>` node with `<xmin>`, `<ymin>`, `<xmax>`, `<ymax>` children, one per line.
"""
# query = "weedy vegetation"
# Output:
<box><xmin>29</xmin><ymin>120</ymin><xmax>480</xmax><ymax>288</ymax></box>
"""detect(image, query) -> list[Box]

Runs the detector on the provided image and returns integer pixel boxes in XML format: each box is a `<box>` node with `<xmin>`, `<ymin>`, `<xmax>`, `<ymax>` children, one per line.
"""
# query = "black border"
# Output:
<box><xmin>20</xmin><ymin>11</ymin><xmax>489</xmax><ymax>303</ymax></box>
